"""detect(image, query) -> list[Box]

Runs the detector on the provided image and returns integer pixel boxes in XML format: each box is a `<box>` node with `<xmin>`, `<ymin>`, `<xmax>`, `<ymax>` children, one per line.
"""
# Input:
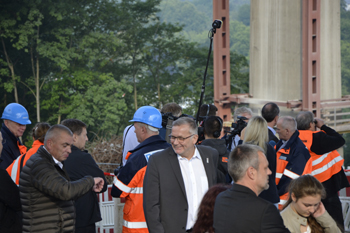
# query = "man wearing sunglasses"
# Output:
<box><xmin>143</xmin><ymin>117</ymin><xmax>219</xmax><ymax>233</ymax></box>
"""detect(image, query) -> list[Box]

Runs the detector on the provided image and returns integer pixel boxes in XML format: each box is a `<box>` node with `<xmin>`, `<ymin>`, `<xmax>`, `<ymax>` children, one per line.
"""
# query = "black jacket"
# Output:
<box><xmin>200</xmin><ymin>139</ymin><xmax>229</xmax><ymax>183</ymax></box>
<box><xmin>213</xmin><ymin>183</ymin><xmax>290</xmax><ymax>233</ymax></box>
<box><xmin>20</xmin><ymin>146</ymin><xmax>95</xmax><ymax>233</ymax></box>
<box><xmin>0</xmin><ymin>123</ymin><xmax>22</xmax><ymax>169</ymax></box>
<box><xmin>268</xmin><ymin>128</ymin><xmax>279</xmax><ymax>144</ymax></box>
<box><xmin>0</xmin><ymin>168</ymin><xmax>22</xmax><ymax>233</ymax></box>
<box><xmin>64</xmin><ymin>145</ymin><xmax>107</xmax><ymax>228</ymax></box>
<box><xmin>258</xmin><ymin>143</ymin><xmax>280</xmax><ymax>204</ymax></box>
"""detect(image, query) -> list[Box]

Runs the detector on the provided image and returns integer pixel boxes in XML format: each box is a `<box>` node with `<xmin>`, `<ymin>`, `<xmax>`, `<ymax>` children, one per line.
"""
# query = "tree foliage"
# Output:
<box><xmin>0</xmin><ymin>0</ymin><xmax>250</xmax><ymax>144</ymax></box>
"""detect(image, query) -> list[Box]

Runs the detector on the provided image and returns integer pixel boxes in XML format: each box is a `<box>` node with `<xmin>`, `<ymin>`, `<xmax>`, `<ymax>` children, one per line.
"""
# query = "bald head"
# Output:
<box><xmin>44</xmin><ymin>124</ymin><xmax>73</xmax><ymax>146</ymax></box>
<box><xmin>44</xmin><ymin>125</ymin><xmax>74</xmax><ymax>162</ymax></box>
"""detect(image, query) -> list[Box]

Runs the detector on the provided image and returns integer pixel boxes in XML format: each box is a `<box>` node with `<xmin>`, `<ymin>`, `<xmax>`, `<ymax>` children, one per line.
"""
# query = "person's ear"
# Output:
<box><xmin>247</xmin><ymin>167</ymin><xmax>255</xmax><ymax>179</ymax></box>
<box><xmin>192</xmin><ymin>134</ymin><xmax>198</xmax><ymax>144</ymax></box>
<box><xmin>285</xmin><ymin>128</ymin><xmax>289</xmax><ymax>135</ymax></box>
<box><xmin>308</xmin><ymin>122</ymin><xmax>313</xmax><ymax>130</ymax></box>
<box><xmin>46</xmin><ymin>139</ymin><xmax>53</xmax><ymax>150</ymax></box>
<box><xmin>73</xmin><ymin>133</ymin><xmax>78</xmax><ymax>143</ymax></box>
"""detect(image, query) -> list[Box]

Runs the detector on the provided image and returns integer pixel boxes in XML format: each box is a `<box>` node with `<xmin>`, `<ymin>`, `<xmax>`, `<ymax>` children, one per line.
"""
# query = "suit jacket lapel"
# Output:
<box><xmin>167</xmin><ymin>148</ymin><xmax>187</xmax><ymax>197</ymax></box>
<box><xmin>197</xmin><ymin>146</ymin><xmax>214</xmax><ymax>187</ymax></box>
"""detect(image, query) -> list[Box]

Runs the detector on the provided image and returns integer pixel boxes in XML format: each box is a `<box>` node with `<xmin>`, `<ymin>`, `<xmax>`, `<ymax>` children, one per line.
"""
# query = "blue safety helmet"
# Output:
<box><xmin>129</xmin><ymin>106</ymin><xmax>162</xmax><ymax>129</ymax></box>
<box><xmin>1</xmin><ymin>103</ymin><xmax>31</xmax><ymax>125</ymax></box>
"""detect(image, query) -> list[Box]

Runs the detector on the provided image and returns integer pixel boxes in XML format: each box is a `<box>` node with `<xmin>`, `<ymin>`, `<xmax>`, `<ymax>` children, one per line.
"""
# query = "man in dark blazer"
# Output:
<box><xmin>143</xmin><ymin>117</ymin><xmax>218</xmax><ymax>233</ymax></box>
<box><xmin>261</xmin><ymin>102</ymin><xmax>280</xmax><ymax>144</ymax></box>
<box><xmin>62</xmin><ymin>119</ymin><xmax>107</xmax><ymax>233</ymax></box>
<box><xmin>213</xmin><ymin>144</ymin><xmax>290</xmax><ymax>233</ymax></box>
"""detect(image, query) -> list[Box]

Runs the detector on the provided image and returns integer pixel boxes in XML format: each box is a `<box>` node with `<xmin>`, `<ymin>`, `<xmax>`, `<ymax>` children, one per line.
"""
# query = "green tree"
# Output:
<box><xmin>230</xmin><ymin>51</ymin><xmax>249</xmax><ymax>94</ymax></box>
<box><xmin>237</xmin><ymin>4</ymin><xmax>250</xmax><ymax>26</ymax></box>
<box><xmin>230</xmin><ymin>20</ymin><xmax>250</xmax><ymax>57</ymax></box>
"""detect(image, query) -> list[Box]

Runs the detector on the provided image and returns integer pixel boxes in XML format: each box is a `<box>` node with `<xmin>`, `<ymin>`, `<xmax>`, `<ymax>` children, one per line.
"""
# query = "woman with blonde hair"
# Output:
<box><xmin>242</xmin><ymin>115</ymin><xmax>279</xmax><ymax>204</ymax></box>
<box><xmin>281</xmin><ymin>175</ymin><xmax>341</xmax><ymax>233</ymax></box>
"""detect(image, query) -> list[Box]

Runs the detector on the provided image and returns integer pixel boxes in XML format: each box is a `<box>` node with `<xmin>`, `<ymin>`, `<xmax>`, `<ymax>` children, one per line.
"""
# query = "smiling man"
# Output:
<box><xmin>213</xmin><ymin>144</ymin><xmax>290</xmax><ymax>233</ymax></box>
<box><xmin>0</xmin><ymin>103</ymin><xmax>31</xmax><ymax>169</ymax></box>
<box><xmin>143</xmin><ymin>117</ymin><xmax>219</xmax><ymax>233</ymax></box>
<box><xmin>19</xmin><ymin>124</ymin><xmax>105</xmax><ymax>233</ymax></box>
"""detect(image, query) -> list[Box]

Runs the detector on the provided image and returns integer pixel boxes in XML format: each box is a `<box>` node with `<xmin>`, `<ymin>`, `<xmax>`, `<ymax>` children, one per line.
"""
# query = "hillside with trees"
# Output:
<box><xmin>0</xmin><ymin>0</ymin><xmax>249</xmax><ymax>144</ymax></box>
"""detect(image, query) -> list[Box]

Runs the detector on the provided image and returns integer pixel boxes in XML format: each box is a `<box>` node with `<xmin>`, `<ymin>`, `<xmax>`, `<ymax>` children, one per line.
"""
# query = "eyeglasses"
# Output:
<box><xmin>313</xmin><ymin>120</ymin><xmax>317</xmax><ymax>124</ymax></box>
<box><xmin>169</xmin><ymin>134</ymin><xmax>194</xmax><ymax>143</ymax></box>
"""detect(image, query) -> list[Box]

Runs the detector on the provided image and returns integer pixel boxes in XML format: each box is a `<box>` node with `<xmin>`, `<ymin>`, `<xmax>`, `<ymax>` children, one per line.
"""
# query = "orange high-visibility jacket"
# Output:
<box><xmin>17</xmin><ymin>141</ymin><xmax>27</xmax><ymax>155</ymax></box>
<box><xmin>298</xmin><ymin>130</ymin><xmax>343</xmax><ymax>183</ymax></box>
<box><xmin>7</xmin><ymin>140</ymin><xmax>43</xmax><ymax>185</ymax></box>
<box><xmin>275</xmin><ymin>131</ymin><xmax>312</xmax><ymax>209</ymax></box>
<box><xmin>113</xmin><ymin>166</ymin><xmax>148</xmax><ymax>233</ymax></box>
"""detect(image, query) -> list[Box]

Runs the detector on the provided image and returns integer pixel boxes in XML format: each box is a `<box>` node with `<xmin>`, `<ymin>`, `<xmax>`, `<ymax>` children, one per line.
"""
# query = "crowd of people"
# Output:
<box><xmin>0</xmin><ymin>101</ymin><xmax>348</xmax><ymax>233</ymax></box>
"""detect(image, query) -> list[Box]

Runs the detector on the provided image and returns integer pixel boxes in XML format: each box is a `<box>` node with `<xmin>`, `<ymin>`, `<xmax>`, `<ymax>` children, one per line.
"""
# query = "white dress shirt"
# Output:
<box><xmin>177</xmin><ymin>147</ymin><xmax>208</xmax><ymax>230</ymax></box>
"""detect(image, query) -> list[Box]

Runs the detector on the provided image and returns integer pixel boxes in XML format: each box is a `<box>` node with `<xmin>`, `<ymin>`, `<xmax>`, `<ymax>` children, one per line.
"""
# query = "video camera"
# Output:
<box><xmin>161</xmin><ymin>112</ymin><xmax>192</xmax><ymax>128</ymax></box>
<box><xmin>162</xmin><ymin>112</ymin><xmax>192</xmax><ymax>143</ymax></box>
<box><xmin>230</xmin><ymin>116</ymin><xmax>248</xmax><ymax>136</ymax></box>
<box><xmin>224</xmin><ymin>116</ymin><xmax>248</xmax><ymax>150</ymax></box>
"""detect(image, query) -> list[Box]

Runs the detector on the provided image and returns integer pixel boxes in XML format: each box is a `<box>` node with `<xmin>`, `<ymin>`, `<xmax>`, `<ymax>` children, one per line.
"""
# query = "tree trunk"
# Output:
<box><xmin>157</xmin><ymin>82</ymin><xmax>161</xmax><ymax>108</ymax></box>
<box><xmin>57</xmin><ymin>98</ymin><xmax>63</xmax><ymax>124</ymax></box>
<box><xmin>11</xmin><ymin>66</ymin><xmax>18</xmax><ymax>103</ymax></box>
<box><xmin>133</xmin><ymin>74</ymin><xmax>137</xmax><ymax>111</ymax></box>
<box><xmin>1</xmin><ymin>38</ymin><xmax>18</xmax><ymax>103</ymax></box>
<box><xmin>36</xmin><ymin>55</ymin><xmax>40</xmax><ymax>122</ymax></box>
<box><xmin>35</xmin><ymin>27</ymin><xmax>40</xmax><ymax>122</ymax></box>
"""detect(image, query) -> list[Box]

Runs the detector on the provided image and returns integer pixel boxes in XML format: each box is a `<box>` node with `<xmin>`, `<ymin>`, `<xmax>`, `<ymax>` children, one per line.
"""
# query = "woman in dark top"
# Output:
<box><xmin>242</xmin><ymin>116</ymin><xmax>280</xmax><ymax>204</ymax></box>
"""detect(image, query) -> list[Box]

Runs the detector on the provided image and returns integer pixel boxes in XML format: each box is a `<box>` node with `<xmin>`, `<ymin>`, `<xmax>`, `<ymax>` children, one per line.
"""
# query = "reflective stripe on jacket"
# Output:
<box><xmin>7</xmin><ymin>140</ymin><xmax>43</xmax><ymax>185</ymax></box>
<box><xmin>275</xmin><ymin>130</ymin><xmax>312</xmax><ymax>209</ymax></box>
<box><xmin>298</xmin><ymin>130</ymin><xmax>343</xmax><ymax>183</ymax></box>
<box><xmin>114</xmin><ymin>166</ymin><xmax>148</xmax><ymax>233</ymax></box>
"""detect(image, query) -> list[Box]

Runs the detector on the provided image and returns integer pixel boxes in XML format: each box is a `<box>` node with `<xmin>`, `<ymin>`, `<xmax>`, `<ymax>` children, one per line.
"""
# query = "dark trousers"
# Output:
<box><xmin>322</xmin><ymin>193</ymin><xmax>344</xmax><ymax>230</ymax></box>
<box><xmin>75</xmin><ymin>224</ymin><xmax>96</xmax><ymax>233</ymax></box>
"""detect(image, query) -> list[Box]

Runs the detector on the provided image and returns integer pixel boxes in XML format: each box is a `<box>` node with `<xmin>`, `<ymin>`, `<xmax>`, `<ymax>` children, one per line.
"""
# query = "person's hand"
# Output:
<box><xmin>314</xmin><ymin>118</ymin><xmax>324</xmax><ymax>129</ymax></box>
<box><xmin>312</xmin><ymin>201</ymin><xmax>326</xmax><ymax>218</ymax></box>
<box><xmin>93</xmin><ymin>177</ymin><xmax>104</xmax><ymax>192</ymax></box>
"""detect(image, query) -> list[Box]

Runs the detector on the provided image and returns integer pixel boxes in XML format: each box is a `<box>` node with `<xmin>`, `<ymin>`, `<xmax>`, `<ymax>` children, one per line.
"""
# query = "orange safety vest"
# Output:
<box><xmin>113</xmin><ymin>166</ymin><xmax>148</xmax><ymax>233</ymax></box>
<box><xmin>298</xmin><ymin>130</ymin><xmax>343</xmax><ymax>183</ymax></box>
<box><xmin>7</xmin><ymin>140</ymin><xmax>43</xmax><ymax>185</ymax></box>
<box><xmin>275</xmin><ymin>147</ymin><xmax>313</xmax><ymax>209</ymax></box>
<box><xmin>17</xmin><ymin>141</ymin><xmax>27</xmax><ymax>154</ymax></box>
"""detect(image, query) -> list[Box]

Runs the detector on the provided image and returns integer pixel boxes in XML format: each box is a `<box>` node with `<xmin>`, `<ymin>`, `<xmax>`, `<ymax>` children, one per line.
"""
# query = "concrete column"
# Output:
<box><xmin>250</xmin><ymin>0</ymin><xmax>302</xmax><ymax>102</ymax></box>
<box><xmin>320</xmin><ymin>0</ymin><xmax>341</xmax><ymax>100</ymax></box>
